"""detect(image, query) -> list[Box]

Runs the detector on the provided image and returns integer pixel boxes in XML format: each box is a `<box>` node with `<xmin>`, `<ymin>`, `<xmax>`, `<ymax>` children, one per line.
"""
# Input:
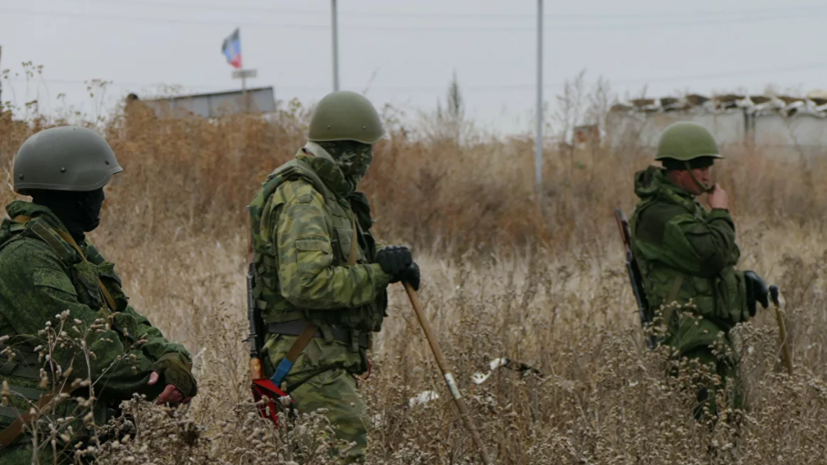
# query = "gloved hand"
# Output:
<box><xmin>376</xmin><ymin>246</ymin><xmax>412</xmax><ymax>280</ymax></box>
<box><xmin>148</xmin><ymin>352</ymin><xmax>198</xmax><ymax>404</ymax></box>
<box><xmin>744</xmin><ymin>270</ymin><xmax>770</xmax><ymax>317</ymax></box>
<box><xmin>397</xmin><ymin>262</ymin><xmax>421</xmax><ymax>291</ymax></box>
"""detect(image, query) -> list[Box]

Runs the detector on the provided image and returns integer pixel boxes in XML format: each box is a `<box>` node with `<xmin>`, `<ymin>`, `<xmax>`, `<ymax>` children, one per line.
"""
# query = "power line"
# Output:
<box><xmin>2</xmin><ymin>6</ymin><xmax>827</xmax><ymax>33</ymax></box>
<box><xmin>67</xmin><ymin>0</ymin><xmax>827</xmax><ymax>22</ymax></box>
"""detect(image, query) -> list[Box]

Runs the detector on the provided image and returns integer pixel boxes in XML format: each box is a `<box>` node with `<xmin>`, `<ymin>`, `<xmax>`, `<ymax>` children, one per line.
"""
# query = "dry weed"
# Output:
<box><xmin>1</xmin><ymin>87</ymin><xmax>827</xmax><ymax>463</ymax></box>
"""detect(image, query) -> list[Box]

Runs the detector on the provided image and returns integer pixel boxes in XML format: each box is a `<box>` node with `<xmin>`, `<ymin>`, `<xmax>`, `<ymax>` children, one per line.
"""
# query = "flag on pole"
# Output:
<box><xmin>222</xmin><ymin>28</ymin><xmax>242</xmax><ymax>69</ymax></box>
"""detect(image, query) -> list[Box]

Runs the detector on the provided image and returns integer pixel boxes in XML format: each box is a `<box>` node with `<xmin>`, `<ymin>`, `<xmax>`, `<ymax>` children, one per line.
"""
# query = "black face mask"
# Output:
<box><xmin>31</xmin><ymin>189</ymin><xmax>105</xmax><ymax>243</ymax></box>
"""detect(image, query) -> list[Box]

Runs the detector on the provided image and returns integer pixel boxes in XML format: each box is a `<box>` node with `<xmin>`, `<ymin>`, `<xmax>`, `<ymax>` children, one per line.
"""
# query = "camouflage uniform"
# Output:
<box><xmin>0</xmin><ymin>201</ymin><xmax>193</xmax><ymax>463</ymax></box>
<box><xmin>0</xmin><ymin>126</ymin><xmax>196</xmax><ymax>464</ymax></box>
<box><xmin>630</xmin><ymin>122</ymin><xmax>761</xmax><ymax>418</ymax></box>
<box><xmin>249</xmin><ymin>92</ymin><xmax>403</xmax><ymax>463</ymax></box>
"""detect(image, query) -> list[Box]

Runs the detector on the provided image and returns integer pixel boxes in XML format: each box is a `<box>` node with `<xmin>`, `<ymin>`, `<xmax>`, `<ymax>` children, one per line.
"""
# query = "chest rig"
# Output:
<box><xmin>631</xmin><ymin>187</ymin><xmax>746</xmax><ymax>328</ymax></box>
<box><xmin>248</xmin><ymin>157</ymin><xmax>387</xmax><ymax>343</ymax></box>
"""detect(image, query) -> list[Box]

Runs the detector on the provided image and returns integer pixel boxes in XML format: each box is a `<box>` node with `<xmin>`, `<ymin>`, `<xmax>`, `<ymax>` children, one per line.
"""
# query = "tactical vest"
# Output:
<box><xmin>631</xmin><ymin>188</ymin><xmax>749</xmax><ymax>328</ymax></box>
<box><xmin>248</xmin><ymin>157</ymin><xmax>388</xmax><ymax>336</ymax></box>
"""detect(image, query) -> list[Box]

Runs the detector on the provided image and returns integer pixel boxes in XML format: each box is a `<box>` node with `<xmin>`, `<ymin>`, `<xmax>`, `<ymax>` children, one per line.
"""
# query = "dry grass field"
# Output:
<box><xmin>2</xmin><ymin>95</ymin><xmax>827</xmax><ymax>464</ymax></box>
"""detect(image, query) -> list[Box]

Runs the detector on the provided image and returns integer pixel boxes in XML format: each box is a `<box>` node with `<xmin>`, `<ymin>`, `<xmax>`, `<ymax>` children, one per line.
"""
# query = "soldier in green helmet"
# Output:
<box><xmin>0</xmin><ymin>126</ymin><xmax>197</xmax><ymax>463</ymax></box>
<box><xmin>630</xmin><ymin>121</ymin><xmax>769</xmax><ymax>419</ymax></box>
<box><xmin>247</xmin><ymin>91</ymin><xmax>420</xmax><ymax>462</ymax></box>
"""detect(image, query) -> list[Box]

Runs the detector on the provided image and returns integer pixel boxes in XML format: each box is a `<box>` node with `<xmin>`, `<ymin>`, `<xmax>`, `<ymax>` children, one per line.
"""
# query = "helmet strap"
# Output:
<box><xmin>684</xmin><ymin>161</ymin><xmax>714</xmax><ymax>194</ymax></box>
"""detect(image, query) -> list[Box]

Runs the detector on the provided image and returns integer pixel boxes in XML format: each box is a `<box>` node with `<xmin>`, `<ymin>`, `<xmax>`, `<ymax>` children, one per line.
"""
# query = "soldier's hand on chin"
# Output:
<box><xmin>708</xmin><ymin>183</ymin><xmax>729</xmax><ymax>210</ymax></box>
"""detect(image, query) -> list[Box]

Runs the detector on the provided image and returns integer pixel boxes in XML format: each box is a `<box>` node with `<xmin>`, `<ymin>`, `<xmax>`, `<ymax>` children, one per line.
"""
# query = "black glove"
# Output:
<box><xmin>397</xmin><ymin>262</ymin><xmax>421</xmax><ymax>291</ymax></box>
<box><xmin>151</xmin><ymin>353</ymin><xmax>198</xmax><ymax>398</ymax></box>
<box><xmin>744</xmin><ymin>270</ymin><xmax>770</xmax><ymax>317</ymax></box>
<box><xmin>376</xmin><ymin>246</ymin><xmax>412</xmax><ymax>279</ymax></box>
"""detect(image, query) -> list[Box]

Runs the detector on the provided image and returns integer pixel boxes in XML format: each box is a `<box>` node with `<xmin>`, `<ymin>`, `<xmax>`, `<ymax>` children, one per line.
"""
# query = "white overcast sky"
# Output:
<box><xmin>0</xmin><ymin>0</ymin><xmax>825</xmax><ymax>134</ymax></box>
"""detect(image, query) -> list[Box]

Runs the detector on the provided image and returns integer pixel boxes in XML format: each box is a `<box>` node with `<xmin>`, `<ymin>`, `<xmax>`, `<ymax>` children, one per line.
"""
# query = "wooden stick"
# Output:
<box><xmin>403</xmin><ymin>283</ymin><xmax>493</xmax><ymax>465</ymax></box>
<box><xmin>770</xmin><ymin>286</ymin><xmax>793</xmax><ymax>376</ymax></box>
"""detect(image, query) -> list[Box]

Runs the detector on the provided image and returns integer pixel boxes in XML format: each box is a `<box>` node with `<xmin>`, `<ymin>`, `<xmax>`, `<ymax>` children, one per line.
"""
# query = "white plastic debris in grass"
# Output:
<box><xmin>408</xmin><ymin>390</ymin><xmax>439</xmax><ymax>408</ymax></box>
<box><xmin>472</xmin><ymin>357</ymin><xmax>510</xmax><ymax>385</ymax></box>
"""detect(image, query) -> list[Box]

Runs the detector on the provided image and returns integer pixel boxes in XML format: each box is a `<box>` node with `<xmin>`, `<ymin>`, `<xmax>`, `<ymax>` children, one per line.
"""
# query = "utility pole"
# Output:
<box><xmin>535</xmin><ymin>0</ymin><xmax>544</xmax><ymax>195</ymax></box>
<box><xmin>0</xmin><ymin>45</ymin><xmax>4</xmax><ymax>108</ymax></box>
<box><xmin>331</xmin><ymin>0</ymin><xmax>340</xmax><ymax>91</ymax></box>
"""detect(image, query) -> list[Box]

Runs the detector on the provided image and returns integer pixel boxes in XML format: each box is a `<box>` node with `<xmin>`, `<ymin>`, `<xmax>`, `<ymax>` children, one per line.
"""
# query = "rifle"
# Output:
<box><xmin>614</xmin><ymin>209</ymin><xmax>656</xmax><ymax>349</ymax></box>
<box><xmin>246</xmin><ymin>207</ymin><xmax>289</xmax><ymax>424</ymax></box>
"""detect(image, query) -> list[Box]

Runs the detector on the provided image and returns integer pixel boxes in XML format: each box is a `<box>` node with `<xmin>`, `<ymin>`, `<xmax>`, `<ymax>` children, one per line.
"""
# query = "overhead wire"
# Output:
<box><xmin>49</xmin><ymin>0</ymin><xmax>827</xmax><ymax>22</ymax></box>
<box><xmin>2</xmin><ymin>1</ymin><xmax>823</xmax><ymax>98</ymax></box>
<box><xmin>1</xmin><ymin>5</ymin><xmax>827</xmax><ymax>32</ymax></box>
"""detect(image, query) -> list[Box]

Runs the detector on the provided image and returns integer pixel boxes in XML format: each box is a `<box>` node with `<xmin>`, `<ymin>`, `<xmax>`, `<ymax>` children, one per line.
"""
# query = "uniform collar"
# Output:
<box><xmin>634</xmin><ymin>166</ymin><xmax>694</xmax><ymax>201</ymax></box>
<box><xmin>299</xmin><ymin>142</ymin><xmax>354</xmax><ymax>197</ymax></box>
<box><xmin>5</xmin><ymin>201</ymin><xmax>73</xmax><ymax>235</ymax></box>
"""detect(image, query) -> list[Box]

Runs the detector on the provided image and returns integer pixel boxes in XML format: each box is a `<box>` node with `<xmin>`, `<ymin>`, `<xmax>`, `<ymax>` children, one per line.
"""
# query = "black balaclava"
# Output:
<box><xmin>30</xmin><ymin>188</ymin><xmax>105</xmax><ymax>243</ymax></box>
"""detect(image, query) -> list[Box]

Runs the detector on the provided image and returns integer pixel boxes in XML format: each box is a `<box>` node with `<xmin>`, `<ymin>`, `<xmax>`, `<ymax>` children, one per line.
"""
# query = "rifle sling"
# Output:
<box><xmin>661</xmin><ymin>275</ymin><xmax>684</xmax><ymax>330</ymax></box>
<box><xmin>0</xmin><ymin>392</ymin><xmax>52</xmax><ymax>448</ymax></box>
<box><xmin>13</xmin><ymin>215</ymin><xmax>117</xmax><ymax>311</ymax></box>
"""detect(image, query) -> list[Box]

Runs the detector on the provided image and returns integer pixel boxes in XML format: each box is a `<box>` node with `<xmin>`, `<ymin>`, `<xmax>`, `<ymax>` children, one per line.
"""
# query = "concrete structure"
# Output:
<box><xmin>140</xmin><ymin>86</ymin><xmax>276</xmax><ymax>118</ymax></box>
<box><xmin>606</xmin><ymin>94</ymin><xmax>827</xmax><ymax>157</ymax></box>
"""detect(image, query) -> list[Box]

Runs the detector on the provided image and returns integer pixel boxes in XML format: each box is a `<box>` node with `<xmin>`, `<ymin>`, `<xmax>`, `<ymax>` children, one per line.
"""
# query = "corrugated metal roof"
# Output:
<box><xmin>610</xmin><ymin>94</ymin><xmax>827</xmax><ymax>118</ymax></box>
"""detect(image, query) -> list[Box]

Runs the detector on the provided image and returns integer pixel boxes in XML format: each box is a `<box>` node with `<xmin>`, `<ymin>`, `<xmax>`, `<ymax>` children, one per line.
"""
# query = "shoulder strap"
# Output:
<box><xmin>281</xmin><ymin>157</ymin><xmax>333</xmax><ymax>201</ymax></box>
<box><xmin>13</xmin><ymin>216</ymin><xmax>118</xmax><ymax>311</ymax></box>
<box><xmin>0</xmin><ymin>387</ymin><xmax>64</xmax><ymax>448</ymax></box>
<box><xmin>347</xmin><ymin>214</ymin><xmax>359</xmax><ymax>266</ymax></box>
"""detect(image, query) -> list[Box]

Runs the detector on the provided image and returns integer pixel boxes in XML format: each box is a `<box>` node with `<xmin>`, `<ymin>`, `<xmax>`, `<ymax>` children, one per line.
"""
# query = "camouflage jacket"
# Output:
<box><xmin>249</xmin><ymin>145</ymin><xmax>392</xmax><ymax>329</ymax></box>
<box><xmin>630</xmin><ymin>166</ymin><xmax>749</xmax><ymax>352</ymax></box>
<box><xmin>0</xmin><ymin>201</ymin><xmax>191</xmax><ymax>418</ymax></box>
<box><xmin>249</xmin><ymin>145</ymin><xmax>392</xmax><ymax>377</ymax></box>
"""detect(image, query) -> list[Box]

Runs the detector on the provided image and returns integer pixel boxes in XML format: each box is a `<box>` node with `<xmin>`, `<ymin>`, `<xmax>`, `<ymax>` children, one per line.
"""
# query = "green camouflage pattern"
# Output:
<box><xmin>248</xmin><ymin>144</ymin><xmax>391</xmax><ymax>334</ymax></box>
<box><xmin>249</xmin><ymin>143</ymin><xmax>392</xmax><ymax>461</ymax></box>
<box><xmin>630</xmin><ymin>166</ymin><xmax>749</xmax><ymax>415</ymax></box>
<box><xmin>0</xmin><ymin>200</ymin><xmax>192</xmax><ymax>461</ymax></box>
<box><xmin>264</xmin><ymin>340</ymin><xmax>368</xmax><ymax>462</ymax></box>
<box><xmin>317</xmin><ymin>140</ymin><xmax>374</xmax><ymax>191</ymax></box>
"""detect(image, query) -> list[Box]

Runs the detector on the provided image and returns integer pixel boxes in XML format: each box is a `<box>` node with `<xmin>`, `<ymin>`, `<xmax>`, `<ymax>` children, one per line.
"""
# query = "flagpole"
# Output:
<box><xmin>242</xmin><ymin>74</ymin><xmax>247</xmax><ymax>113</ymax></box>
<box><xmin>0</xmin><ymin>45</ymin><xmax>3</xmax><ymax>107</ymax></box>
<box><xmin>331</xmin><ymin>0</ymin><xmax>340</xmax><ymax>91</ymax></box>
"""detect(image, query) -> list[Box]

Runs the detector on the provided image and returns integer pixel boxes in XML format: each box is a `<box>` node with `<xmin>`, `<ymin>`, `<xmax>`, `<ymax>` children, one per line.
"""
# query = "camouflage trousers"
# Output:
<box><xmin>264</xmin><ymin>332</ymin><xmax>369</xmax><ymax>463</ymax></box>
<box><xmin>674</xmin><ymin>345</ymin><xmax>743</xmax><ymax>421</ymax></box>
<box><xmin>288</xmin><ymin>368</ymin><xmax>368</xmax><ymax>463</ymax></box>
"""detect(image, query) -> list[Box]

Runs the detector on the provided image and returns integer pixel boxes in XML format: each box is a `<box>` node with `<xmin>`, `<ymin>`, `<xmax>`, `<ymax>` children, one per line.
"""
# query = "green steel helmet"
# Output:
<box><xmin>308</xmin><ymin>91</ymin><xmax>384</xmax><ymax>144</ymax></box>
<box><xmin>655</xmin><ymin>121</ymin><xmax>723</xmax><ymax>162</ymax></box>
<box><xmin>14</xmin><ymin>126</ymin><xmax>123</xmax><ymax>195</ymax></box>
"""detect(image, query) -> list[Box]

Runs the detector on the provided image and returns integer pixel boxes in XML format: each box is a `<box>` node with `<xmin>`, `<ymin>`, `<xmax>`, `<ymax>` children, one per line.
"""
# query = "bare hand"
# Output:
<box><xmin>148</xmin><ymin>371</ymin><xmax>187</xmax><ymax>405</ymax></box>
<box><xmin>708</xmin><ymin>183</ymin><xmax>729</xmax><ymax>210</ymax></box>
